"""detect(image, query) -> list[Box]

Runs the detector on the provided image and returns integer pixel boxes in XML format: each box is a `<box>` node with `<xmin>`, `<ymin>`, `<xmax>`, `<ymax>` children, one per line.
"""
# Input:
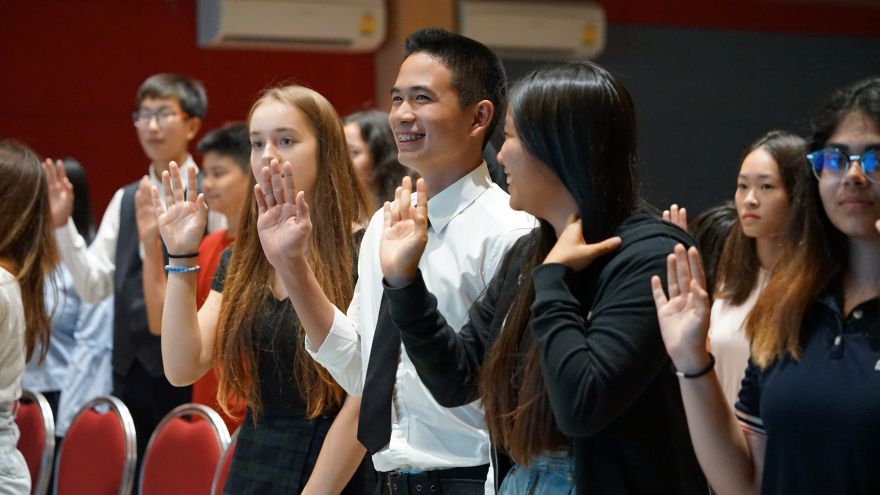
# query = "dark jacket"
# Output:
<box><xmin>384</xmin><ymin>212</ymin><xmax>708</xmax><ymax>494</ymax></box>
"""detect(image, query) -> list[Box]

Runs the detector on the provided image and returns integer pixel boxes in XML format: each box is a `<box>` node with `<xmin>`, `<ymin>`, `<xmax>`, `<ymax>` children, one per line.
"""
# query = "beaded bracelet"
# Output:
<box><xmin>164</xmin><ymin>264</ymin><xmax>200</xmax><ymax>273</ymax></box>
<box><xmin>167</xmin><ymin>252</ymin><xmax>199</xmax><ymax>259</ymax></box>
<box><xmin>675</xmin><ymin>353</ymin><xmax>715</xmax><ymax>379</ymax></box>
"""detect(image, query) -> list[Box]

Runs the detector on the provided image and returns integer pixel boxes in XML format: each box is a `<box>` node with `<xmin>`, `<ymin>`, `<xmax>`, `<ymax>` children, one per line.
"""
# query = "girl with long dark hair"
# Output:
<box><xmin>375</xmin><ymin>61</ymin><xmax>707</xmax><ymax>494</ymax></box>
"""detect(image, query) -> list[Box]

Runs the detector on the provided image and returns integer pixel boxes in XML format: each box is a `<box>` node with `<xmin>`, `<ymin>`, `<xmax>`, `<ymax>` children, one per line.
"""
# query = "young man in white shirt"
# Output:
<box><xmin>43</xmin><ymin>73</ymin><xmax>223</xmax><ymax>462</ymax></box>
<box><xmin>256</xmin><ymin>28</ymin><xmax>535</xmax><ymax>494</ymax></box>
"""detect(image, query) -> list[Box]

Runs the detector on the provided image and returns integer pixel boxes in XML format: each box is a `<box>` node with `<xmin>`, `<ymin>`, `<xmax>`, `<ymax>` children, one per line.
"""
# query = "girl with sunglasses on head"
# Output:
<box><xmin>151</xmin><ymin>85</ymin><xmax>375</xmax><ymax>494</ymax></box>
<box><xmin>652</xmin><ymin>76</ymin><xmax>880</xmax><ymax>494</ymax></box>
<box><xmin>373</xmin><ymin>61</ymin><xmax>707</xmax><ymax>494</ymax></box>
<box><xmin>0</xmin><ymin>139</ymin><xmax>58</xmax><ymax>495</ymax></box>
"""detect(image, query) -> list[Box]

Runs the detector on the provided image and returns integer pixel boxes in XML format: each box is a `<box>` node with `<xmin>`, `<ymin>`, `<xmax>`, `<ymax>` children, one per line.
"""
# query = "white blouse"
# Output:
<box><xmin>0</xmin><ymin>267</ymin><xmax>25</xmax><ymax>405</ymax></box>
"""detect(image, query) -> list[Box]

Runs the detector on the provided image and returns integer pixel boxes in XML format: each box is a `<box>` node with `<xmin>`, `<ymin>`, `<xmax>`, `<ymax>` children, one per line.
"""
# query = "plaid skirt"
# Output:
<box><xmin>224</xmin><ymin>411</ymin><xmax>376</xmax><ymax>494</ymax></box>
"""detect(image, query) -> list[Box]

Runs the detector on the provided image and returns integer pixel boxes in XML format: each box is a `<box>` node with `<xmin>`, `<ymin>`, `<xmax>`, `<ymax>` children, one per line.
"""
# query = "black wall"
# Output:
<box><xmin>503</xmin><ymin>24</ymin><xmax>880</xmax><ymax>216</ymax></box>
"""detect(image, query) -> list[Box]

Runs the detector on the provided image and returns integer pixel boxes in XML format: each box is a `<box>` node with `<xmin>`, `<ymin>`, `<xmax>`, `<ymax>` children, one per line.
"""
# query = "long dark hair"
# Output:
<box><xmin>715</xmin><ymin>130</ymin><xmax>806</xmax><ymax>304</ymax></box>
<box><xmin>480</xmin><ymin>61</ymin><xmax>639</xmax><ymax>463</ymax></box>
<box><xmin>746</xmin><ymin>77</ymin><xmax>880</xmax><ymax>367</ymax></box>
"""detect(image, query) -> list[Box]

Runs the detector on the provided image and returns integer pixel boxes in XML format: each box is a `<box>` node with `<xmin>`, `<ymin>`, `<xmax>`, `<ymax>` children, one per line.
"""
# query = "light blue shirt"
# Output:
<box><xmin>22</xmin><ymin>265</ymin><xmax>114</xmax><ymax>436</ymax></box>
<box><xmin>55</xmin><ymin>293</ymin><xmax>113</xmax><ymax>436</ymax></box>
<box><xmin>23</xmin><ymin>267</ymin><xmax>79</xmax><ymax>392</ymax></box>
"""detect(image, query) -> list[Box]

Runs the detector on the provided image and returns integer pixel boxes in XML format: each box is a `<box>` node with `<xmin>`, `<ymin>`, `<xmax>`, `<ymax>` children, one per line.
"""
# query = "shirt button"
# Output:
<box><xmin>853</xmin><ymin>309</ymin><xmax>864</xmax><ymax>320</ymax></box>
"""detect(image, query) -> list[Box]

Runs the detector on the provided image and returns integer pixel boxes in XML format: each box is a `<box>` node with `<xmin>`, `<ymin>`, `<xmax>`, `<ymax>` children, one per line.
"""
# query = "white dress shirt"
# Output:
<box><xmin>54</xmin><ymin>156</ymin><xmax>226</xmax><ymax>303</ymax></box>
<box><xmin>307</xmin><ymin>163</ymin><xmax>535</xmax><ymax>481</ymax></box>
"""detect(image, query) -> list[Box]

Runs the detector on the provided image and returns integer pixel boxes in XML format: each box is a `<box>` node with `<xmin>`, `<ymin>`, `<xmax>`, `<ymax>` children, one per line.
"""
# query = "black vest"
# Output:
<box><xmin>113</xmin><ymin>175</ymin><xmax>202</xmax><ymax>378</ymax></box>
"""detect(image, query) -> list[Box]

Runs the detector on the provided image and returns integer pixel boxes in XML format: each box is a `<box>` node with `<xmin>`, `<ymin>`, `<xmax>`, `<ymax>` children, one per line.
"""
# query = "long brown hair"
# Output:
<box><xmin>715</xmin><ymin>130</ymin><xmax>806</xmax><ymax>304</ymax></box>
<box><xmin>480</xmin><ymin>62</ymin><xmax>639</xmax><ymax>464</ymax></box>
<box><xmin>0</xmin><ymin>139</ymin><xmax>58</xmax><ymax>362</ymax></box>
<box><xmin>745</xmin><ymin>78</ymin><xmax>880</xmax><ymax>367</ymax></box>
<box><xmin>214</xmin><ymin>86</ymin><xmax>371</xmax><ymax>419</ymax></box>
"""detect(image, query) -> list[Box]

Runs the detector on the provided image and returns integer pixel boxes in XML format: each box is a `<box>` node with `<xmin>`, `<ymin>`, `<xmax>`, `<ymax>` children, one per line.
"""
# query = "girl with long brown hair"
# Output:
<box><xmin>708</xmin><ymin>131</ymin><xmax>806</xmax><ymax>410</ymax></box>
<box><xmin>151</xmin><ymin>85</ymin><xmax>374</xmax><ymax>494</ymax></box>
<box><xmin>652</xmin><ymin>76</ymin><xmax>880</xmax><ymax>494</ymax></box>
<box><xmin>375</xmin><ymin>61</ymin><xmax>707</xmax><ymax>494</ymax></box>
<box><xmin>0</xmin><ymin>139</ymin><xmax>58</xmax><ymax>494</ymax></box>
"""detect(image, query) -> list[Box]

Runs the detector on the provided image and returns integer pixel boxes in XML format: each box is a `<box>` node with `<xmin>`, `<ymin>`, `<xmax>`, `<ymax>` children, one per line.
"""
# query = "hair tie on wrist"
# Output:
<box><xmin>675</xmin><ymin>353</ymin><xmax>715</xmax><ymax>379</ymax></box>
<box><xmin>165</xmin><ymin>264</ymin><xmax>200</xmax><ymax>273</ymax></box>
<box><xmin>167</xmin><ymin>252</ymin><xmax>199</xmax><ymax>259</ymax></box>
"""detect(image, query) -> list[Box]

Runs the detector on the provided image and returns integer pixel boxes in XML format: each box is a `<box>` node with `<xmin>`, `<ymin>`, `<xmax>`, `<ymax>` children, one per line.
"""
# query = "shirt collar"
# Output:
<box><xmin>148</xmin><ymin>155</ymin><xmax>198</xmax><ymax>189</ymax></box>
<box><xmin>426</xmin><ymin>161</ymin><xmax>493</xmax><ymax>234</ymax></box>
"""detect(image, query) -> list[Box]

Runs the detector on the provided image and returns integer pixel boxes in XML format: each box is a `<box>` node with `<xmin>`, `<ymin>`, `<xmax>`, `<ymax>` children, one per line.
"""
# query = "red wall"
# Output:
<box><xmin>0</xmin><ymin>1</ymin><xmax>376</xmax><ymax>218</ymax></box>
<box><xmin>2</xmin><ymin>1</ymin><xmax>878</xmax><ymax>219</ymax></box>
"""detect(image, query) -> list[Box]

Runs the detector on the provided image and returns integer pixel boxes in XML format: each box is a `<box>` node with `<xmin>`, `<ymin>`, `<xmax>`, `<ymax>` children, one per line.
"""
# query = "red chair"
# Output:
<box><xmin>210</xmin><ymin>428</ymin><xmax>238</xmax><ymax>495</ymax></box>
<box><xmin>139</xmin><ymin>404</ymin><xmax>230</xmax><ymax>495</ymax></box>
<box><xmin>55</xmin><ymin>395</ymin><xmax>137</xmax><ymax>495</ymax></box>
<box><xmin>15</xmin><ymin>389</ymin><xmax>55</xmax><ymax>495</ymax></box>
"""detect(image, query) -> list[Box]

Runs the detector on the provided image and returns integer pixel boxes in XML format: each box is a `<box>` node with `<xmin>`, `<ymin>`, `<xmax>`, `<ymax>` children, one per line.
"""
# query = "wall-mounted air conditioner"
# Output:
<box><xmin>197</xmin><ymin>0</ymin><xmax>386</xmax><ymax>52</ymax></box>
<box><xmin>458</xmin><ymin>1</ymin><xmax>606</xmax><ymax>60</ymax></box>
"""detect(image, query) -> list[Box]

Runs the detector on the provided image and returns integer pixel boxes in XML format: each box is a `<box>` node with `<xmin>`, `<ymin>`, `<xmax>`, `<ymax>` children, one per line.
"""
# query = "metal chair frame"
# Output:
<box><xmin>53</xmin><ymin>395</ymin><xmax>137</xmax><ymax>495</ymax></box>
<box><xmin>210</xmin><ymin>427</ymin><xmax>239</xmax><ymax>495</ymax></box>
<box><xmin>138</xmin><ymin>403</ymin><xmax>231</xmax><ymax>495</ymax></box>
<box><xmin>19</xmin><ymin>389</ymin><xmax>56</xmax><ymax>495</ymax></box>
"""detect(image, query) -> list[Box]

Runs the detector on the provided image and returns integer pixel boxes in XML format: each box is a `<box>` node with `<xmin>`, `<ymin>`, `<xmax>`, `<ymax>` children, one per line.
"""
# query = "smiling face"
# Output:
<box><xmin>136</xmin><ymin>97</ymin><xmax>200</xmax><ymax>169</ymax></box>
<box><xmin>497</xmin><ymin>111</ymin><xmax>574</xmax><ymax>221</ymax></box>
<box><xmin>248</xmin><ymin>99</ymin><xmax>319</xmax><ymax>203</ymax></box>
<box><xmin>389</xmin><ymin>52</ymin><xmax>483</xmax><ymax>177</ymax></box>
<box><xmin>818</xmin><ymin>110</ymin><xmax>880</xmax><ymax>241</ymax></box>
<box><xmin>735</xmin><ymin>147</ymin><xmax>791</xmax><ymax>240</ymax></box>
<box><xmin>201</xmin><ymin>151</ymin><xmax>249</xmax><ymax>219</ymax></box>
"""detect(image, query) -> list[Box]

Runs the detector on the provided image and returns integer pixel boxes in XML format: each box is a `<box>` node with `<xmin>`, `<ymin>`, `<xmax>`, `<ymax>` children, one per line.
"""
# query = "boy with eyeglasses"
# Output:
<box><xmin>44</xmin><ymin>73</ymin><xmax>225</xmax><ymax>464</ymax></box>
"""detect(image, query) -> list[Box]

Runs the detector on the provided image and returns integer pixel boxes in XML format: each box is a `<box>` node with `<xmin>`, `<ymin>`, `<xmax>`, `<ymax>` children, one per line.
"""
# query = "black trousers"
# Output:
<box><xmin>374</xmin><ymin>465</ymin><xmax>489</xmax><ymax>495</ymax></box>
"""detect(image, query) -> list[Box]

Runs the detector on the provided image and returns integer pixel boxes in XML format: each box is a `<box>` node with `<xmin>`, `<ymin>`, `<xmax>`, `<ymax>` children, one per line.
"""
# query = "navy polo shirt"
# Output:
<box><xmin>735</xmin><ymin>282</ymin><xmax>880</xmax><ymax>494</ymax></box>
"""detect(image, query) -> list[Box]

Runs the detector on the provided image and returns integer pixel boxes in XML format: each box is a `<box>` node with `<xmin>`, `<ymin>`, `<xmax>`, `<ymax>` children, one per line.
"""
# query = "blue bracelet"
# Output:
<box><xmin>165</xmin><ymin>264</ymin><xmax>200</xmax><ymax>273</ymax></box>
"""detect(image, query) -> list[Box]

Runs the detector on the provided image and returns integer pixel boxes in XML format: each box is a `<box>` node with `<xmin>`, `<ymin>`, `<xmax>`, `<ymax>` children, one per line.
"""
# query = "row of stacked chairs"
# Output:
<box><xmin>15</xmin><ymin>389</ymin><xmax>238</xmax><ymax>495</ymax></box>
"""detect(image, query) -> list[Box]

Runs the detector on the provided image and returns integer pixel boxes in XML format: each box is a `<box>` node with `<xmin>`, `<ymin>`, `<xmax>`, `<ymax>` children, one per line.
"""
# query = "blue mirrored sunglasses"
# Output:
<box><xmin>806</xmin><ymin>147</ymin><xmax>880</xmax><ymax>182</ymax></box>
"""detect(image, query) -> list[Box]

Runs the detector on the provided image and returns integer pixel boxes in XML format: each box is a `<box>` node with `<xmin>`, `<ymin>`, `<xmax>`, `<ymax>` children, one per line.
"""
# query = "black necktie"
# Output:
<box><xmin>357</xmin><ymin>292</ymin><xmax>400</xmax><ymax>454</ymax></box>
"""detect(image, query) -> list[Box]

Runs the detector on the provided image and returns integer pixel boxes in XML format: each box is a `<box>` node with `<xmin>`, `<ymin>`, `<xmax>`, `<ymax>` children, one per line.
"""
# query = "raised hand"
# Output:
<box><xmin>150</xmin><ymin>161</ymin><xmax>207</xmax><ymax>256</ymax></box>
<box><xmin>380</xmin><ymin>176</ymin><xmax>428</xmax><ymax>288</ymax></box>
<box><xmin>255</xmin><ymin>159</ymin><xmax>311</xmax><ymax>268</ymax></box>
<box><xmin>42</xmin><ymin>158</ymin><xmax>74</xmax><ymax>228</ymax></box>
<box><xmin>662</xmin><ymin>204</ymin><xmax>688</xmax><ymax>232</ymax></box>
<box><xmin>135</xmin><ymin>176</ymin><xmax>159</xmax><ymax>244</ymax></box>
<box><xmin>650</xmin><ymin>244</ymin><xmax>712</xmax><ymax>373</ymax></box>
<box><xmin>543</xmin><ymin>216</ymin><xmax>621</xmax><ymax>272</ymax></box>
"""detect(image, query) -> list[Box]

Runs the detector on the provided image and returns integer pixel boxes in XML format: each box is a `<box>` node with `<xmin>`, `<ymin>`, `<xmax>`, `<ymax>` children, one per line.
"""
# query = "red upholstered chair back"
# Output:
<box><xmin>55</xmin><ymin>396</ymin><xmax>136</xmax><ymax>495</ymax></box>
<box><xmin>210</xmin><ymin>428</ymin><xmax>238</xmax><ymax>495</ymax></box>
<box><xmin>15</xmin><ymin>389</ymin><xmax>55</xmax><ymax>495</ymax></box>
<box><xmin>139</xmin><ymin>404</ymin><xmax>230</xmax><ymax>495</ymax></box>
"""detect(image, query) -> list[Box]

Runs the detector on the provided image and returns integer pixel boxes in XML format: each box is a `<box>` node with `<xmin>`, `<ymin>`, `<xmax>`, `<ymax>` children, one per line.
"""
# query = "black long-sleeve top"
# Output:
<box><xmin>384</xmin><ymin>212</ymin><xmax>708</xmax><ymax>494</ymax></box>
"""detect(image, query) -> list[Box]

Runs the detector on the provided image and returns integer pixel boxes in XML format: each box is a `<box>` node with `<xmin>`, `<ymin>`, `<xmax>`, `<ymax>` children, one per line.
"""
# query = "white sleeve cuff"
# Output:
<box><xmin>304</xmin><ymin>305</ymin><xmax>363</xmax><ymax>395</ymax></box>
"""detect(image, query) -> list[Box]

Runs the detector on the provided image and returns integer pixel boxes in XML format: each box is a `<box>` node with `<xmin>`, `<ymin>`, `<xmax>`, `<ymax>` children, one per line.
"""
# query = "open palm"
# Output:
<box><xmin>151</xmin><ymin>162</ymin><xmax>207</xmax><ymax>255</ymax></box>
<box><xmin>380</xmin><ymin>177</ymin><xmax>428</xmax><ymax>288</ymax></box>
<box><xmin>651</xmin><ymin>244</ymin><xmax>711</xmax><ymax>369</ymax></box>
<box><xmin>255</xmin><ymin>160</ymin><xmax>311</xmax><ymax>268</ymax></box>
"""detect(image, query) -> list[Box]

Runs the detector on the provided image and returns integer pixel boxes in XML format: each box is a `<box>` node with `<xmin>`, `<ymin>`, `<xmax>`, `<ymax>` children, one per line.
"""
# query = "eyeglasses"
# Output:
<box><xmin>807</xmin><ymin>146</ymin><xmax>880</xmax><ymax>182</ymax></box>
<box><xmin>131</xmin><ymin>109</ymin><xmax>187</xmax><ymax>129</ymax></box>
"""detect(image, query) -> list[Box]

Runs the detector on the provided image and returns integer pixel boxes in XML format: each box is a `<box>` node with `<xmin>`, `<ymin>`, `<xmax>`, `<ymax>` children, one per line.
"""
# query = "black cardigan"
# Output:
<box><xmin>384</xmin><ymin>212</ymin><xmax>708</xmax><ymax>494</ymax></box>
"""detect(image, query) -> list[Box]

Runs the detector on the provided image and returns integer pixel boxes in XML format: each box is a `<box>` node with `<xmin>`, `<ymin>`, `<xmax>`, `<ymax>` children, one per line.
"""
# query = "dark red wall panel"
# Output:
<box><xmin>0</xmin><ymin>0</ymin><xmax>376</xmax><ymax>218</ymax></box>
